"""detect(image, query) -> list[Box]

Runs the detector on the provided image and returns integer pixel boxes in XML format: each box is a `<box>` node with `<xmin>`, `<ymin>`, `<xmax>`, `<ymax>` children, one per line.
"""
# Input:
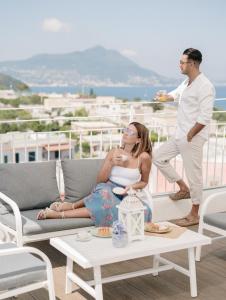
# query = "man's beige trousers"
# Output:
<box><xmin>153</xmin><ymin>135</ymin><xmax>206</xmax><ymax>205</ymax></box>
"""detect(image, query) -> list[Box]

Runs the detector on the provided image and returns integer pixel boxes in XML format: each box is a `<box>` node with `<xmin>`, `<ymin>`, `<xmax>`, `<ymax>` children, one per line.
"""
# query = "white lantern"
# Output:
<box><xmin>118</xmin><ymin>188</ymin><xmax>145</xmax><ymax>242</ymax></box>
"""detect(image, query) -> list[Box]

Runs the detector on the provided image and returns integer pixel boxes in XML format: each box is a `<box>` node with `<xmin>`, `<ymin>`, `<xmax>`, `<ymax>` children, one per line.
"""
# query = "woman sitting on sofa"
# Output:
<box><xmin>37</xmin><ymin>121</ymin><xmax>153</xmax><ymax>227</ymax></box>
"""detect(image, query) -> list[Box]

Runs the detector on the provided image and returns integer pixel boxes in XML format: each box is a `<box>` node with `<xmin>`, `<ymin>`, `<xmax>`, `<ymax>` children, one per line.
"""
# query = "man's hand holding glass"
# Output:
<box><xmin>154</xmin><ymin>90</ymin><xmax>174</xmax><ymax>102</ymax></box>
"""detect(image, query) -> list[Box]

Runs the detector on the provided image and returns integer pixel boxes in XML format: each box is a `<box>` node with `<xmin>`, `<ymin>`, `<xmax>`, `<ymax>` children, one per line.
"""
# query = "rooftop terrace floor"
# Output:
<box><xmin>11</xmin><ymin>223</ymin><xmax>226</xmax><ymax>300</ymax></box>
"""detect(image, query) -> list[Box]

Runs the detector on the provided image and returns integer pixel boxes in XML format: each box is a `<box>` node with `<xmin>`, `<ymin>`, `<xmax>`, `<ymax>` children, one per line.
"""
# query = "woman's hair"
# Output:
<box><xmin>127</xmin><ymin>121</ymin><xmax>152</xmax><ymax>158</ymax></box>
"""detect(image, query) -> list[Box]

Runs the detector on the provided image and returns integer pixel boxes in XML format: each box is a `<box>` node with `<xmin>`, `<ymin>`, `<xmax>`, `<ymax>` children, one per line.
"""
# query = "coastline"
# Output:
<box><xmin>31</xmin><ymin>85</ymin><xmax>226</xmax><ymax>110</ymax></box>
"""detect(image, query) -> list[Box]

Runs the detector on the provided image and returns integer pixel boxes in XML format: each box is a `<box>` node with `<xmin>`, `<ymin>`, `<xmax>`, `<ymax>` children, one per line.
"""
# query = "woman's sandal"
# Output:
<box><xmin>50</xmin><ymin>201</ymin><xmax>64</xmax><ymax>211</ymax></box>
<box><xmin>37</xmin><ymin>208</ymin><xmax>52</xmax><ymax>220</ymax></box>
<box><xmin>50</xmin><ymin>201</ymin><xmax>76</xmax><ymax>212</ymax></box>
<box><xmin>37</xmin><ymin>208</ymin><xmax>65</xmax><ymax>220</ymax></box>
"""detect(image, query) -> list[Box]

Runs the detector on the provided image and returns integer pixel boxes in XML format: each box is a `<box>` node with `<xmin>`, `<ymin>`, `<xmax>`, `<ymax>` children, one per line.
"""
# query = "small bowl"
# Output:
<box><xmin>75</xmin><ymin>231</ymin><xmax>92</xmax><ymax>242</ymax></box>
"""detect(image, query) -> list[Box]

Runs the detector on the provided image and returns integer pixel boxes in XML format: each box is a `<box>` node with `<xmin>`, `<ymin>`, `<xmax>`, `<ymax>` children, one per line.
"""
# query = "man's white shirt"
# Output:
<box><xmin>168</xmin><ymin>73</ymin><xmax>215</xmax><ymax>140</ymax></box>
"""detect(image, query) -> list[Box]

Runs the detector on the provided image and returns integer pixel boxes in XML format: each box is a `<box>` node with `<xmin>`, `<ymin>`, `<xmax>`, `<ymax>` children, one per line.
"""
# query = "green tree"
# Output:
<box><xmin>74</xmin><ymin>108</ymin><xmax>88</xmax><ymax>117</ymax></box>
<box><xmin>82</xmin><ymin>142</ymin><xmax>90</xmax><ymax>154</ymax></box>
<box><xmin>46</xmin><ymin>121</ymin><xmax>60</xmax><ymax>131</ymax></box>
<box><xmin>133</xmin><ymin>97</ymin><xmax>141</xmax><ymax>101</ymax></box>
<box><xmin>152</xmin><ymin>102</ymin><xmax>164</xmax><ymax>112</ymax></box>
<box><xmin>212</xmin><ymin>107</ymin><xmax>226</xmax><ymax>122</ymax></box>
<box><xmin>0</xmin><ymin>109</ymin><xmax>31</xmax><ymax>120</ymax></box>
<box><xmin>89</xmin><ymin>88</ymin><xmax>96</xmax><ymax>98</ymax></box>
<box><xmin>0</xmin><ymin>123</ymin><xmax>12</xmax><ymax>133</ymax></box>
<box><xmin>0</xmin><ymin>98</ymin><xmax>20</xmax><ymax>107</ymax></box>
<box><xmin>150</xmin><ymin>131</ymin><xmax>158</xmax><ymax>143</ymax></box>
<box><xmin>29</xmin><ymin>121</ymin><xmax>47</xmax><ymax>132</ymax></box>
<box><xmin>150</xmin><ymin>131</ymin><xmax>167</xmax><ymax>144</ymax></box>
<box><xmin>64</xmin><ymin>112</ymin><xmax>73</xmax><ymax>117</ymax></box>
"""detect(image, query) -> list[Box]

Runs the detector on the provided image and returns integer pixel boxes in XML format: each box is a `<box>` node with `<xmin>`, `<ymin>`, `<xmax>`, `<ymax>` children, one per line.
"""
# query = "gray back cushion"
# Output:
<box><xmin>61</xmin><ymin>159</ymin><xmax>103</xmax><ymax>202</ymax></box>
<box><xmin>0</xmin><ymin>161</ymin><xmax>60</xmax><ymax>212</ymax></box>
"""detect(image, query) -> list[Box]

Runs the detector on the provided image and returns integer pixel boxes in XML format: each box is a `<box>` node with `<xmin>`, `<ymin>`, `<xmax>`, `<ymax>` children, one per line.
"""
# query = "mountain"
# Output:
<box><xmin>0</xmin><ymin>46</ymin><xmax>177</xmax><ymax>87</ymax></box>
<box><xmin>0</xmin><ymin>73</ymin><xmax>29</xmax><ymax>91</ymax></box>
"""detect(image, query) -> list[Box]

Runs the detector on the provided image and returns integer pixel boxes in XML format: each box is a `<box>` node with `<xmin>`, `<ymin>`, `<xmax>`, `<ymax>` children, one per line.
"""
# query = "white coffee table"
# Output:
<box><xmin>50</xmin><ymin>222</ymin><xmax>211</xmax><ymax>300</ymax></box>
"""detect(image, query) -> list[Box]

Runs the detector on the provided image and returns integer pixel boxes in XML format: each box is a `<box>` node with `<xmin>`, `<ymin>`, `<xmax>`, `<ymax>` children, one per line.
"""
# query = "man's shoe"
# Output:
<box><xmin>169</xmin><ymin>190</ymin><xmax>190</xmax><ymax>201</ymax></box>
<box><xmin>175</xmin><ymin>215</ymin><xmax>199</xmax><ymax>227</ymax></box>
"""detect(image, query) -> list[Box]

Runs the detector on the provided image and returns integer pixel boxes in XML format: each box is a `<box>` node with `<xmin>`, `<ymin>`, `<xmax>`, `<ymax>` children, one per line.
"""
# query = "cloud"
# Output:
<box><xmin>121</xmin><ymin>49</ymin><xmax>137</xmax><ymax>58</ymax></box>
<box><xmin>42</xmin><ymin>18</ymin><xmax>70</xmax><ymax>32</ymax></box>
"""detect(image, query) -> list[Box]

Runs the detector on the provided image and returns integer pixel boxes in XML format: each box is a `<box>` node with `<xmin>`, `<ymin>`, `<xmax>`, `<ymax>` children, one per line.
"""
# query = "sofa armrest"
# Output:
<box><xmin>0</xmin><ymin>244</ymin><xmax>55</xmax><ymax>300</ymax></box>
<box><xmin>0</xmin><ymin>192</ymin><xmax>23</xmax><ymax>246</ymax></box>
<box><xmin>0</xmin><ymin>245</ymin><xmax>52</xmax><ymax>270</ymax></box>
<box><xmin>200</xmin><ymin>190</ymin><xmax>226</xmax><ymax>221</ymax></box>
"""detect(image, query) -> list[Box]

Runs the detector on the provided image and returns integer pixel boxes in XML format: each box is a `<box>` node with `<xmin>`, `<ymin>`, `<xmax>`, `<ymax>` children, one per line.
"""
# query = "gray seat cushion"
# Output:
<box><xmin>61</xmin><ymin>158</ymin><xmax>103</xmax><ymax>202</ymax></box>
<box><xmin>0</xmin><ymin>161</ymin><xmax>60</xmax><ymax>213</ymax></box>
<box><xmin>204</xmin><ymin>212</ymin><xmax>226</xmax><ymax>230</ymax></box>
<box><xmin>0</xmin><ymin>243</ymin><xmax>46</xmax><ymax>291</ymax></box>
<box><xmin>0</xmin><ymin>209</ymin><xmax>94</xmax><ymax>235</ymax></box>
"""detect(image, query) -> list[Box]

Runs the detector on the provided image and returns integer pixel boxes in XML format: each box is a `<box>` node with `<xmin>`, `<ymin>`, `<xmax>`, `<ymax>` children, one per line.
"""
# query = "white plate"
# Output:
<box><xmin>145</xmin><ymin>223</ymin><xmax>172</xmax><ymax>234</ymax></box>
<box><xmin>112</xmin><ymin>187</ymin><xmax>125</xmax><ymax>195</ymax></box>
<box><xmin>91</xmin><ymin>227</ymin><xmax>112</xmax><ymax>238</ymax></box>
<box><xmin>75</xmin><ymin>232</ymin><xmax>92</xmax><ymax>242</ymax></box>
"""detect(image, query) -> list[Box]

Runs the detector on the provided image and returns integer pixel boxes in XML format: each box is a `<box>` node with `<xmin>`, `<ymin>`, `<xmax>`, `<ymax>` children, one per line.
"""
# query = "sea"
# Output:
<box><xmin>31</xmin><ymin>85</ymin><xmax>226</xmax><ymax>110</ymax></box>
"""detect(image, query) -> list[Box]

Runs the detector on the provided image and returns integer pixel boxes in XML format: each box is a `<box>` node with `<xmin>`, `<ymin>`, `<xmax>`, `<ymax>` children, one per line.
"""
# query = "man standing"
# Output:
<box><xmin>153</xmin><ymin>48</ymin><xmax>215</xmax><ymax>226</ymax></box>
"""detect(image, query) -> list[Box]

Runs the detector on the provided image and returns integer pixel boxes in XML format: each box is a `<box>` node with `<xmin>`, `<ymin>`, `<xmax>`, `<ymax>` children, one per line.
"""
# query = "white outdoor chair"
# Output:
<box><xmin>0</xmin><ymin>242</ymin><xmax>55</xmax><ymax>300</ymax></box>
<box><xmin>196</xmin><ymin>190</ymin><xmax>226</xmax><ymax>261</ymax></box>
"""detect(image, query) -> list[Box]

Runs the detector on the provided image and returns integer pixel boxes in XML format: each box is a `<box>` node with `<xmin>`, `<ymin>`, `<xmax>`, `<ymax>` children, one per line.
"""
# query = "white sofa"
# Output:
<box><xmin>0</xmin><ymin>158</ymin><xmax>193</xmax><ymax>246</ymax></box>
<box><xmin>0</xmin><ymin>159</ymin><xmax>103</xmax><ymax>246</ymax></box>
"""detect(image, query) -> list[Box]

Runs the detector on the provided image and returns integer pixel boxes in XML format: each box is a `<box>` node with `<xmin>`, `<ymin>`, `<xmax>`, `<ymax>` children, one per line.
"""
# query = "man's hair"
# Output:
<box><xmin>183</xmin><ymin>48</ymin><xmax>202</xmax><ymax>64</ymax></box>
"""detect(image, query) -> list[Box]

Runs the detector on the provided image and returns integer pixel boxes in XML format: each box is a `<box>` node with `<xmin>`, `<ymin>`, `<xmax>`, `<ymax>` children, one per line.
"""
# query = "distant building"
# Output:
<box><xmin>0</xmin><ymin>89</ymin><xmax>17</xmax><ymax>99</ymax></box>
<box><xmin>43</xmin><ymin>93</ymin><xmax>81</xmax><ymax>110</ymax></box>
<box><xmin>71</xmin><ymin>121</ymin><xmax>118</xmax><ymax>133</ymax></box>
<box><xmin>19</xmin><ymin>104</ymin><xmax>50</xmax><ymax>119</ymax></box>
<box><xmin>82</xmin><ymin>133</ymin><xmax>122</xmax><ymax>157</ymax></box>
<box><xmin>0</xmin><ymin>132</ymin><xmax>75</xmax><ymax>163</ymax></box>
<box><xmin>44</xmin><ymin>94</ymin><xmax>121</xmax><ymax>109</ymax></box>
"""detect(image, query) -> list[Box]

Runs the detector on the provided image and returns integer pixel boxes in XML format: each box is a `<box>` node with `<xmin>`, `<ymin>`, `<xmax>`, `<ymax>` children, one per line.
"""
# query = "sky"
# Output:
<box><xmin>0</xmin><ymin>0</ymin><xmax>226</xmax><ymax>81</ymax></box>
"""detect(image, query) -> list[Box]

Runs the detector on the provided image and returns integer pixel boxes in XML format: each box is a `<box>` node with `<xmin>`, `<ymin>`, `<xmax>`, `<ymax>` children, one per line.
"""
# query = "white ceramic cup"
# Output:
<box><xmin>77</xmin><ymin>231</ymin><xmax>90</xmax><ymax>239</ymax></box>
<box><xmin>157</xmin><ymin>90</ymin><xmax>167</xmax><ymax>96</ymax></box>
<box><xmin>120</xmin><ymin>154</ymin><xmax>128</xmax><ymax>161</ymax></box>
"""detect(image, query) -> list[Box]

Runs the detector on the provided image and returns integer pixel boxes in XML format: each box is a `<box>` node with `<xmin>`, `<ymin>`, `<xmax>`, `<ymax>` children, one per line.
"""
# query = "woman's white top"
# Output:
<box><xmin>109</xmin><ymin>155</ymin><xmax>153</xmax><ymax>211</ymax></box>
<box><xmin>109</xmin><ymin>156</ymin><xmax>141</xmax><ymax>187</ymax></box>
<box><xmin>109</xmin><ymin>166</ymin><xmax>141</xmax><ymax>187</ymax></box>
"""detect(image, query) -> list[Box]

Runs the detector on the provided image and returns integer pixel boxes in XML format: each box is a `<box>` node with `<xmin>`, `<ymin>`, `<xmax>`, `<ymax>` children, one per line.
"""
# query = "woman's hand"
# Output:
<box><xmin>111</xmin><ymin>150</ymin><xmax>125</xmax><ymax>166</ymax></box>
<box><xmin>123</xmin><ymin>185</ymin><xmax>134</xmax><ymax>194</ymax></box>
<box><xmin>123</xmin><ymin>186</ymin><xmax>130</xmax><ymax>194</ymax></box>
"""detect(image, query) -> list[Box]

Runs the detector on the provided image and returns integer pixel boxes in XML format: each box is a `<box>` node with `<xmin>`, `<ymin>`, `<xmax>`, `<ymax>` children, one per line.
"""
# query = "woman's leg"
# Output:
<box><xmin>84</xmin><ymin>182</ymin><xmax>121</xmax><ymax>227</ymax></box>
<box><xmin>50</xmin><ymin>199</ymin><xmax>85</xmax><ymax>211</ymax></box>
<box><xmin>143</xmin><ymin>202</ymin><xmax>152</xmax><ymax>223</ymax></box>
<box><xmin>38</xmin><ymin>207</ymin><xmax>91</xmax><ymax>219</ymax></box>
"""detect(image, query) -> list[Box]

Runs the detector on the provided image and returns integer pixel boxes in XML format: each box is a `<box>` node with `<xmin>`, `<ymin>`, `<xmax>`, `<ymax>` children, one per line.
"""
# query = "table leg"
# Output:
<box><xmin>188</xmin><ymin>247</ymin><xmax>197</xmax><ymax>297</ymax></box>
<box><xmin>94</xmin><ymin>266</ymin><xmax>103</xmax><ymax>300</ymax></box>
<box><xmin>152</xmin><ymin>254</ymin><xmax>160</xmax><ymax>276</ymax></box>
<box><xmin>65</xmin><ymin>257</ymin><xmax>73</xmax><ymax>294</ymax></box>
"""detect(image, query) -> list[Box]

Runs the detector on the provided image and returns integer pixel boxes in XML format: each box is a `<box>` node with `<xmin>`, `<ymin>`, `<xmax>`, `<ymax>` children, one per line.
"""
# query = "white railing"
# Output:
<box><xmin>0</xmin><ymin>123</ymin><xmax>225</xmax><ymax>194</ymax></box>
<box><xmin>0</xmin><ymin>100</ymin><xmax>225</xmax><ymax>194</ymax></box>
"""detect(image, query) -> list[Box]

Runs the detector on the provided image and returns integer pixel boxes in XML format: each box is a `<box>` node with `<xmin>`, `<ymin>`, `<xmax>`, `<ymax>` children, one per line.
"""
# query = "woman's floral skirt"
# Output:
<box><xmin>84</xmin><ymin>181</ymin><xmax>152</xmax><ymax>227</ymax></box>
